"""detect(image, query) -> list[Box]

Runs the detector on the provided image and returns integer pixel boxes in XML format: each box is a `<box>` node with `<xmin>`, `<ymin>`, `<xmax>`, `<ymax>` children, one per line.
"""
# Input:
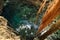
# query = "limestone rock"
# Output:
<box><xmin>0</xmin><ymin>16</ymin><xmax>20</xmax><ymax>40</ymax></box>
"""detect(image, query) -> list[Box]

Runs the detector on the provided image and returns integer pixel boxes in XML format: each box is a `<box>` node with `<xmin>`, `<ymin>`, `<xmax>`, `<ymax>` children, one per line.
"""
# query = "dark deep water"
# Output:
<box><xmin>1</xmin><ymin>2</ymin><xmax>39</xmax><ymax>39</ymax></box>
<box><xmin>2</xmin><ymin>3</ymin><xmax>37</xmax><ymax>27</ymax></box>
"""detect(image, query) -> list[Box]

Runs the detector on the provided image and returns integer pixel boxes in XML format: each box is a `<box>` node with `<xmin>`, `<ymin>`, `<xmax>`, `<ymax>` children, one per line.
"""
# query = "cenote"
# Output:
<box><xmin>1</xmin><ymin>1</ymin><xmax>39</xmax><ymax>40</ymax></box>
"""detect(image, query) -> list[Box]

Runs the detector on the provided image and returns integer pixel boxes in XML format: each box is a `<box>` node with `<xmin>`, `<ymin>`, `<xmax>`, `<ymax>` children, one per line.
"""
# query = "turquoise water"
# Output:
<box><xmin>2</xmin><ymin>3</ymin><xmax>37</xmax><ymax>26</ymax></box>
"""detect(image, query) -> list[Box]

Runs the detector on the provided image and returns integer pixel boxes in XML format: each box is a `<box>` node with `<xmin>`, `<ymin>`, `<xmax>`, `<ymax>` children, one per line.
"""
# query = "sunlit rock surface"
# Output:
<box><xmin>0</xmin><ymin>16</ymin><xmax>20</xmax><ymax>40</ymax></box>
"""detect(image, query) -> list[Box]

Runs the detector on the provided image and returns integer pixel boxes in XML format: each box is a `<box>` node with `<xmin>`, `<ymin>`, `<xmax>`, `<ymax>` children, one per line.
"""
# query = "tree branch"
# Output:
<box><xmin>38</xmin><ymin>19</ymin><xmax>60</xmax><ymax>40</ymax></box>
<box><xmin>35</xmin><ymin>0</ymin><xmax>46</xmax><ymax>24</ymax></box>
<box><xmin>37</xmin><ymin>0</ymin><xmax>60</xmax><ymax>34</ymax></box>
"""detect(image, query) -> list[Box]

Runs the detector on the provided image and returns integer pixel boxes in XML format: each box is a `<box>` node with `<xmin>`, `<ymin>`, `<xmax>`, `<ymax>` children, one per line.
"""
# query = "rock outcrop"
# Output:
<box><xmin>0</xmin><ymin>16</ymin><xmax>20</xmax><ymax>40</ymax></box>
